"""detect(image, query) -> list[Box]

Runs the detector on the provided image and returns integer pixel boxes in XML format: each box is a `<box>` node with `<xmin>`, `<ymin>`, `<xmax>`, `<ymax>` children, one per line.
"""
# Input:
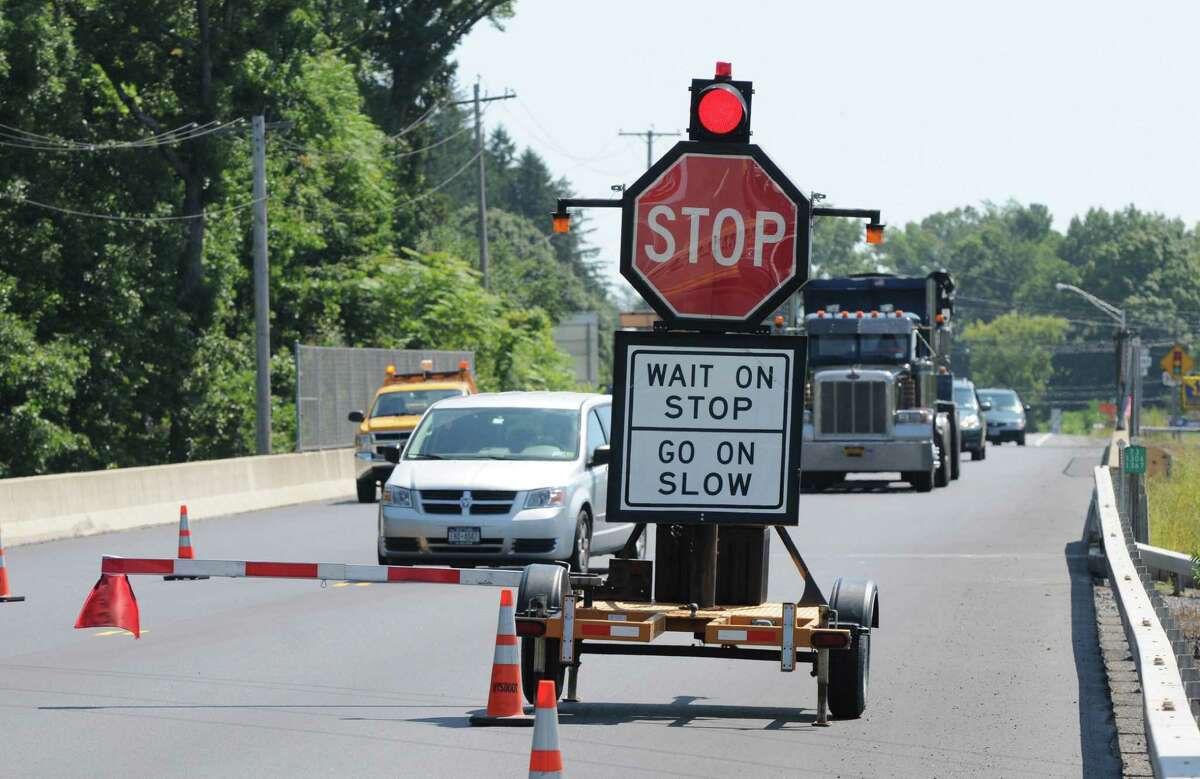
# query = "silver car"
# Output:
<box><xmin>377</xmin><ymin>391</ymin><xmax>641</xmax><ymax>572</ymax></box>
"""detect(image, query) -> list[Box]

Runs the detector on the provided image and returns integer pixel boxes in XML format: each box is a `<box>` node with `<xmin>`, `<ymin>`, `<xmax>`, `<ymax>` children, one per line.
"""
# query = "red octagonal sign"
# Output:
<box><xmin>620</xmin><ymin>143</ymin><xmax>810</xmax><ymax>328</ymax></box>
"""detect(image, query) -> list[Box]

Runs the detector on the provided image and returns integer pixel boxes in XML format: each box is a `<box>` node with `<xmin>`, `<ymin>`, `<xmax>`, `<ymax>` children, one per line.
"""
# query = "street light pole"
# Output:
<box><xmin>1054</xmin><ymin>283</ymin><xmax>1129</xmax><ymax>432</ymax></box>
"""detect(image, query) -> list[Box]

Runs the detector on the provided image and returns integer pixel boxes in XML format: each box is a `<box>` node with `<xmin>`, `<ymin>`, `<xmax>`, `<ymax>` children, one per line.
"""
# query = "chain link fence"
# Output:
<box><xmin>295</xmin><ymin>345</ymin><xmax>474</xmax><ymax>451</ymax></box>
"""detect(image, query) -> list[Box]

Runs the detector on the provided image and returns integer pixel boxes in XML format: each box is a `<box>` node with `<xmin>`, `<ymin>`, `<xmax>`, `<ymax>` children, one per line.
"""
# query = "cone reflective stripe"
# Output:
<box><xmin>74</xmin><ymin>574</ymin><xmax>140</xmax><ymax>637</ymax></box>
<box><xmin>484</xmin><ymin>589</ymin><xmax>523</xmax><ymax>717</ymax></box>
<box><xmin>0</xmin><ymin>526</ymin><xmax>24</xmax><ymax>603</ymax></box>
<box><xmin>529</xmin><ymin>680</ymin><xmax>563</xmax><ymax>777</ymax></box>
<box><xmin>177</xmin><ymin>505</ymin><xmax>194</xmax><ymax>559</ymax></box>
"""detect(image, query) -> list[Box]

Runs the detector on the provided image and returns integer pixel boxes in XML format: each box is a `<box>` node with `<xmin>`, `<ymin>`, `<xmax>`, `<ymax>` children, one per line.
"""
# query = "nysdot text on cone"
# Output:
<box><xmin>470</xmin><ymin>588</ymin><xmax>533</xmax><ymax>727</ymax></box>
<box><xmin>529</xmin><ymin>679</ymin><xmax>563</xmax><ymax>778</ymax></box>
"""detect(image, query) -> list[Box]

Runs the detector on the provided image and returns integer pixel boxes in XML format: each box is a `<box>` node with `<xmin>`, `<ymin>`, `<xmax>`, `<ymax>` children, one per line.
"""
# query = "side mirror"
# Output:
<box><xmin>383</xmin><ymin>447</ymin><xmax>400</xmax><ymax>464</ymax></box>
<box><xmin>1023</xmin><ymin>404</ymin><xmax>1031</xmax><ymax>413</ymax></box>
<box><xmin>348</xmin><ymin>410</ymin><xmax>365</xmax><ymax>423</ymax></box>
<box><xmin>590</xmin><ymin>444</ymin><xmax>611</xmax><ymax>468</ymax></box>
<box><xmin>979</xmin><ymin>401</ymin><xmax>993</xmax><ymax>412</ymax></box>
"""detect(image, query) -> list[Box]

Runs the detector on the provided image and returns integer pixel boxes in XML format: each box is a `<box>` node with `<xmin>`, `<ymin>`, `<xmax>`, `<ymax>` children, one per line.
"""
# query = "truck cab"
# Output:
<box><xmin>349</xmin><ymin>360</ymin><xmax>478</xmax><ymax>502</ymax></box>
<box><xmin>799</xmin><ymin>273</ymin><xmax>958</xmax><ymax>492</ymax></box>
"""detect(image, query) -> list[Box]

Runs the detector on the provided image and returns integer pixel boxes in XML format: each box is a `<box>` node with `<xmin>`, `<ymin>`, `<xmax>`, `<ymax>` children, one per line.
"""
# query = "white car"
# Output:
<box><xmin>377</xmin><ymin>392</ymin><xmax>642</xmax><ymax>572</ymax></box>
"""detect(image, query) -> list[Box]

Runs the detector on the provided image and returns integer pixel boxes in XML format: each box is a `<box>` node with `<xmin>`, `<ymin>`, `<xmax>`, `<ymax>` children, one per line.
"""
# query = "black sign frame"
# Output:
<box><xmin>606</xmin><ymin>330</ymin><xmax>806</xmax><ymax>527</ymax></box>
<box><xmin>618</xmin><ymin>140</ymin><xmax>812</xmax><ymax>332</ymax></box>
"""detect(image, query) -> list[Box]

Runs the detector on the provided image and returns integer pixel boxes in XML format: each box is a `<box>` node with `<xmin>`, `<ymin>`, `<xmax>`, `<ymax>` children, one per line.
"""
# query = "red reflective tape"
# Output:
<box><xmin>747</xmin><ymin>629</ymin><xmax>776</xmax><ymax>643</ymax></box>
<box><xmin>581</xmin><ymin>624</ymin><xmax>609</xmax><ymax>637</ymax></box>
<box><xmin>102</xmin><ymin>558</ymin><xmax>174</xmax><ymax>575</ymax></box>
<box><xmin>495</xmin><ymin>634</ymin><xmax>518</xmax><ymax>646</ymax></box>
<box><xmin>245</xmin><ymin>562</ymin><xmax>318</xmax><ymax>578</ymax></box>
<box><xmin>179</xmin><ymin>530</ymin><xmax>191</xmax><ymax>537</ymax></box>
<box><xmin>529</xmin><ymin>750</ymin><xmax>563</xmax><ymax>772</ymax></box>
<box><xmin>386</xmin><ymin>567</ymin><xmax>460</xmax><ymax>584</ymax></box>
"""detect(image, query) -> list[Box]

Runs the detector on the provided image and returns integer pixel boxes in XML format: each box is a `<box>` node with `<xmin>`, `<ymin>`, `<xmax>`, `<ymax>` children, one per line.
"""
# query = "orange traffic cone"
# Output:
<box><xmin>176</xmin><ymin>505</ymin><xmax>194</xmax><ymax>559</ymax></box>
<box><xmin>0</xmin><ymin>526</ymin><xmax>25</xmax><ymax>603</ymax></box>
<box><xmin>469</xmin><ymin>589</ymin><xmax>533</xmax><ymax>727</ymax></box>
<box><xmin>528</xmin><ymin>680</ymin><xmax>563</xmax><ymax>778</ymax></box>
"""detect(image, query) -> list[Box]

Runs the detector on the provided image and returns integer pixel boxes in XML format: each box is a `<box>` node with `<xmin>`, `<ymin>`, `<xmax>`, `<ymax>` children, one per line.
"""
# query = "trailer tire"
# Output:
<box><xmin>828</xmin><ymin>576</ymin><xmax>877</xmax><ymax>720</ymax></box>
<box><xmin>517</xmin><ymin>564</ymin><xmax>569</xmax><ymax>705</ymax></box>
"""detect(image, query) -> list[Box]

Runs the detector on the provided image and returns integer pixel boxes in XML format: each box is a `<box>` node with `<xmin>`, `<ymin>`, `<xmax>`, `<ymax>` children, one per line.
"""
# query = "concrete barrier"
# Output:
<box><xmin>0</xmin><ymin>449</ymin><xmax>356</xmax><ymax>547</ymax></box>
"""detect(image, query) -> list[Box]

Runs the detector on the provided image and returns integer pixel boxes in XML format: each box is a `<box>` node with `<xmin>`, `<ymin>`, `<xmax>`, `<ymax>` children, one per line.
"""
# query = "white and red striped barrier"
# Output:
<box><xmin>77</xmin><ymin>556</ymin><xmax>526</xmax><ymax>637</ymax></box>
<box><xmin>99</xmin><ymin>556</ymin><xmax>525</xmax><ymax>587</ymax></box>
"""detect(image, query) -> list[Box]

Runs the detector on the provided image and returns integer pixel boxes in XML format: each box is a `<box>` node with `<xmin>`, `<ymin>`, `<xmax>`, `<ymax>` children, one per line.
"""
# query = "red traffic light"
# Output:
<box><xmin>697</xmin><ymin>84</ymin><xmax>746</xmax><ymax>136</ymax></box>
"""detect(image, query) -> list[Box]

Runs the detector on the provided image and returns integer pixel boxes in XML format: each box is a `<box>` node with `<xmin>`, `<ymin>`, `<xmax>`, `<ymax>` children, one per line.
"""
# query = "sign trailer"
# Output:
<box><xmin>540</xmin><ymin>62</ymin><xmax>888</xmax><ymax>725</ymax></box>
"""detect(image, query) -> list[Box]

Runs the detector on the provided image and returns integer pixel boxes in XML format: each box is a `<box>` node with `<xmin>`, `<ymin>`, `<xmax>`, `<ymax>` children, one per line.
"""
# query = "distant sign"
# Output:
<box><xmin>1123</xmin><ymin>445</ymin><xmax>1146</xmax><ymax>475</ymax></box>
<box><xmin>1161</xmin><ymin>344</ymin><xmax>1193</xmax><ymax>376</ymax></box>
<box><xmin>606</xmin><ymin>331</ymin><xmax>804</xmax><ymax>525</ymax></box>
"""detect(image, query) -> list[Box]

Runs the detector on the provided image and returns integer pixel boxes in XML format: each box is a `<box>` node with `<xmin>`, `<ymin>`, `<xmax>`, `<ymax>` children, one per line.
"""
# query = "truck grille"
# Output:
<box><xmin>818</xmin><ymin>381</ymin><xmax>890</xmax><ymax>436</ymax></box>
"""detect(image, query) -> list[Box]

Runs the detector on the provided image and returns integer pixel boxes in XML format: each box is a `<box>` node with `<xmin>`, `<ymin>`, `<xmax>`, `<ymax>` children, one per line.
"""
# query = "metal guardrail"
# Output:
<box><xmin>1137</xmin><ymin>543</ymin><xmax>1195</xmax><ymax>589</ymax></box>
<box><xmin>1096</xmin><ymin>455</ymin><xmax>1200</xmax><ymax>776</ymax></box>
<box><xmin>1142</xmin><ymin>427</ymin><xmax>1200</xmax><ymax>435</ymax></box>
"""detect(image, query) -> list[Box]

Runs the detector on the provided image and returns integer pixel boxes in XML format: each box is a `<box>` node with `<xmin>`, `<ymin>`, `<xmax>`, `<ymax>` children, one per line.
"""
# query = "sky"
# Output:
<box><xmin>454</xmin><ymin>0</ymin><xmax>1200</xmax><ymax>294</ymax></box>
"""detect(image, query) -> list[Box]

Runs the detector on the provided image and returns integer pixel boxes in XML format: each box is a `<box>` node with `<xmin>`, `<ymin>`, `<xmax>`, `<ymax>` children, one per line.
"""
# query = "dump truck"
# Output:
<box><xmin>349</xmin><ymin>359</ymin><xmax>478</xmax><ymax>502</ymax></box>
<box><xmin>799</xmin><ymin>272</ymin><xmax>960</xmax><ymax>492</ymax></box>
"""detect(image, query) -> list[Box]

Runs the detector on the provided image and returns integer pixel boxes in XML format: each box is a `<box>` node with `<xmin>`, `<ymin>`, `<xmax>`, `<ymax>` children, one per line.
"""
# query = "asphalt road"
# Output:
<box><xmin>0</xmin><ymin>435</ymin><xmax>1116</xmax><ymax>778</ymax></box>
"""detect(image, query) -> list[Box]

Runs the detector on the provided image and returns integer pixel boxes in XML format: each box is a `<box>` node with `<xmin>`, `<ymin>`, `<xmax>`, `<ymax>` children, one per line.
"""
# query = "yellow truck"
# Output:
<box><xmin>348</xmin><ymin>359</ymin><xmax>478</xmax><ymax>502</ymax></box>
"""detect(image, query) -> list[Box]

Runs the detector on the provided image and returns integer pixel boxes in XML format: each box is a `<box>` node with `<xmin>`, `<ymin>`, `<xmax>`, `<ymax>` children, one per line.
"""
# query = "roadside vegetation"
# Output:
<box><xmin>1144</xmin><ymin>433</ymin><xmax>1200</xmax><ymax>556</ymax></box>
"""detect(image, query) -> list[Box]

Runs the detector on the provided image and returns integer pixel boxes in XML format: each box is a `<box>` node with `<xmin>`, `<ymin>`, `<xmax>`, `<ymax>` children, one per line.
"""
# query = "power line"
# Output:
<box><xmin>3</xmin><ymin>192</ymin><xmax>264</xmax><ymax>222</ymax></box>
<box><xmin>0</xmin><ymin>118</ymin><xmax>247</xmax><ymax>151</ymax></box>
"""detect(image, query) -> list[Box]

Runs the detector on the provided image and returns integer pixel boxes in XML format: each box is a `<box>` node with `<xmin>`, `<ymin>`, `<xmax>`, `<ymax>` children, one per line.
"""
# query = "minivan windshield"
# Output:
<box><xmin>405</xmin><ymin>407</ymin><xmax>580</xmax><ymax>461</ymax></box>
<box><xmin>372</xmin><ymin>389</ymin><xmax>461</xmax><ymax>418</ymax></box>
<box><xmin>978</xmin><ymin>389</ymin><xmax>1022</xmax><ymax>412</ymax></box>
<box><xmin>954</xmin><ymin>386</ymin><xmax>978</xmax><ymax>410</ymax></box>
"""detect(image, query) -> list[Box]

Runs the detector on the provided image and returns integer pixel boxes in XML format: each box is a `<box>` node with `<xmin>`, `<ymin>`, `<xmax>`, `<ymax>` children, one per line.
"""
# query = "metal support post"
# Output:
<box><xmin>251</xmin><ymin>115</ymin><xmax>271</xmax><ymax>455</ymax></box>
<box><xmin>1115</xmin><ymin>329</ymin><xmax>1129</xmax><ymax>431</ymax></box>
<box><xmin>813</xmin><ymin>605</ymin><xmax>830</xmax><ymax>726</ymax></box>
<box><xmin>1131</xmin><ymin>338</ymin><xmax>1143</xmax><ymax>437</ymax></box>
<box><xmin>689</xmin><ymin>524</ymin><xmax>718</xmax><ymax>609</ymax></box>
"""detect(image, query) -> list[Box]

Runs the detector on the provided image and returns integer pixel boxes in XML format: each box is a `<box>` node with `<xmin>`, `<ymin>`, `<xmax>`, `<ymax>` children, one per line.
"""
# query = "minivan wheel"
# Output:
<box><xmin>568</xmin><ymin>511</ymin><xmax>592</xmax><ymax>573</ymax></box>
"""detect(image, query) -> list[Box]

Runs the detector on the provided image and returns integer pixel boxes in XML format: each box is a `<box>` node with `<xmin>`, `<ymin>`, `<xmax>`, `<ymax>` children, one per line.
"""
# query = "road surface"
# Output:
<box><xmin>0</xmin><ymin>436</ymin><xmax>1116</xmax><ymax>777</ymax></box>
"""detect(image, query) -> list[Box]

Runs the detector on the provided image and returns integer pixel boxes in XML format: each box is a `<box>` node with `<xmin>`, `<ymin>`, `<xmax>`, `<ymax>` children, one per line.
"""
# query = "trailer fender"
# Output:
<box><xmin>829</xmin><ymin>576</ymin><xmax>879</xmax><ymax>629</ymax></box>
<box><xmin>516</xmin><ymin>563</ymin><xmax>568</xmax><ymax>617</ymax></box>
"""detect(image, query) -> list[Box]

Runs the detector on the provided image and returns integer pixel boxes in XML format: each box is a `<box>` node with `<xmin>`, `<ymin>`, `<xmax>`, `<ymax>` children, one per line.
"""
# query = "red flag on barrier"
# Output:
<box><xmin>75</xmin><ymin>574</ymin><xmax>140</xmax><ymax>638</ymax></box>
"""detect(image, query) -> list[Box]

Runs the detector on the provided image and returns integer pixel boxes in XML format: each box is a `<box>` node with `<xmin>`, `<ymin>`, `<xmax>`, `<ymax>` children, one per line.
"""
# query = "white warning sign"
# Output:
<box><xmin>609</xmin><ymin>332</ymin><xmax>803</xmax><ymax>524</ymax></box>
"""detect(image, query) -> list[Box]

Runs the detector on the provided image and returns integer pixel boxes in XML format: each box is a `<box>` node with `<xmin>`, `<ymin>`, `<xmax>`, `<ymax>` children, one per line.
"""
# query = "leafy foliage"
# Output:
<box><xmin>961</xmin><ymin>314</ymin><xmax>1069</xmax><ymax>402</ymax></box>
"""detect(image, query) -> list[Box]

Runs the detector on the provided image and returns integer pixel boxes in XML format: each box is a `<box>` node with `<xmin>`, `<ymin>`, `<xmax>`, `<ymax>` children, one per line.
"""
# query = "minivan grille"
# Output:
<box><xmin>417</xmin><ymin>489</ymin><xmax>517</xmax><ymax>516</ymax></box>
<box><xmin>818</xmin><ymin>381</ymin><xmax>889</xmax><ymax>436</ymax></box>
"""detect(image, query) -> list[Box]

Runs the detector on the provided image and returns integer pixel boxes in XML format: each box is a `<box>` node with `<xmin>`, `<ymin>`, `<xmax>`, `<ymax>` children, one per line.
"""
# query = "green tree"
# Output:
<box><xmin>961</xmin><ymin>313</ymin><xmax>1069</xmax><ymax>402</ymax></box>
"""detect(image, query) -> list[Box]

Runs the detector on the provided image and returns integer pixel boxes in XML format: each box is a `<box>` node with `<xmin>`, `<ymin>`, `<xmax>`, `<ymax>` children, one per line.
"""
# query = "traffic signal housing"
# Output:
<box><xmin>689</xmin><ymin>62</ymin><xmax>752</xmax><ymax>143</ymax></box>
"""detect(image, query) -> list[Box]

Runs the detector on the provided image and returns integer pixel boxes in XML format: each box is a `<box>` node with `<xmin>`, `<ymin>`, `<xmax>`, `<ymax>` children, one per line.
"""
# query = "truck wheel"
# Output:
<box><xmin>950</xmin><ymin>435</ymin><xmax>961</xmax><ymax>480</ymax></box>
<box><xmin>828</xmin><ymin>577</ymin><xmax>877</xmax><ymax>719</ymax></box>
<box><xmin>908</xmin><ymin>467</ymin><xmax>934</xmax><ymax>493</ymax></box>
<box><xmin>356</xmin><ymin>476</ymin><xmax>376</xmax><ymax>503</ymax></box>
<box><xmin>970</xmin><ymin>446</ymin><xmax>984</xmax><ymax>462</ymax></box>
<box><xmin>516</xmin><ymin>564</ymin><xmax>569</xmax><ymax>705</ymax></box>
<box><xmin>1018</xmin><ymin>433</ymin><xmax>1027</xmax><ymax>446</ymax></box>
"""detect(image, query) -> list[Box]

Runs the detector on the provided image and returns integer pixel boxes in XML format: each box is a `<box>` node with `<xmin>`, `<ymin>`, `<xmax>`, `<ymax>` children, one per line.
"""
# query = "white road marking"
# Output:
<box><xmin>1033</xmin><ymin>433</ymin><xmax>1053</xmax><ymax>447</ymax></box>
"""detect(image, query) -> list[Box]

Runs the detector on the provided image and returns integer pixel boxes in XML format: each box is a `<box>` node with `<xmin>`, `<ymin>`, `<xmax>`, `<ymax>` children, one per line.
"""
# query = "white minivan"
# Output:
<box><xmin>377</xmin><ymin>392</ymin><xmax>643</xmax><ymax>572</ymax></box>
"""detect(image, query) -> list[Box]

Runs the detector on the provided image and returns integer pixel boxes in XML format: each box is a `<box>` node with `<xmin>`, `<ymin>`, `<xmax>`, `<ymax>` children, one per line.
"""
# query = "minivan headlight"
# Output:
<box><xmin>960</xmin><ymin>414</ymin><xmax>980</xmax><ymax>430</ymax></box>
<box><xmin>384</xmin><ymin>485</ymin><xmax>412</xmax><ymax>507</ymax></box>
<box><xmin>525</xmin><ymin>487</ymin><xmax>566</xmax><ymax>509</ymax></box>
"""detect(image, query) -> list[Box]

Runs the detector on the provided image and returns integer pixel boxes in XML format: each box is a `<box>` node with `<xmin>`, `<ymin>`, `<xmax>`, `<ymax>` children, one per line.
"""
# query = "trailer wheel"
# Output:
<box><xmin>906</xmin><ymin>466</ymin><xmax>934</xmax><ymax>492</ymax></box>
<box><xmin>516</xmin><ymin>564</ymin><xmax>569</xmax><ymax>705</ymax></box>
<box><xmin>828</xmin><ymin>577</ymin><xmax>878</xmax><ymax>720</ymax></box>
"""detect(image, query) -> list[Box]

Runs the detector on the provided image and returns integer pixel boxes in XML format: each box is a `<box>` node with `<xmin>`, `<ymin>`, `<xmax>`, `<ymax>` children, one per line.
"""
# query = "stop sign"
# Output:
<box><xmin>620</xmin><ymin>143</ymin><xmax>810</xmax><ymax>328</ymax></box>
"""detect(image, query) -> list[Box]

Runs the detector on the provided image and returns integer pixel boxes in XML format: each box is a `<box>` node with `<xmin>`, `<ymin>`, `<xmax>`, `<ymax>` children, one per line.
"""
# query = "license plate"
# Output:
<box><xmin>447</xmin><ymin>527</ymin><xmax>481</xmax><ymax>545</ymax></box>
<box><xmin>843</xmin><ymin>446</ymin><xmax>865</xmax><ymax>458</ymax></box>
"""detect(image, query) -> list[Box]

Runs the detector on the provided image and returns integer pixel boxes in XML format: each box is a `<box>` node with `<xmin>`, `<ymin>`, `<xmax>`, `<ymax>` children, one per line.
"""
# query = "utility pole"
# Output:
<box><xmin>619</xmin><ymin>127</ymin><xmax>681</xmax><ymax>170</ymax></box>
<box><xmin>251</xmin><ymin>115</ymin><xmax>271</xmax><ymax>455</ymax></box>
<box><xmin>1114</xmin><ymin>328</ymin><xmax>1129</xmax><ymax>431</ymax></box>
<box><xmin>449</xmin><ymin>84</ymin><xmax>515</xmax><ymax>289</ymax></box>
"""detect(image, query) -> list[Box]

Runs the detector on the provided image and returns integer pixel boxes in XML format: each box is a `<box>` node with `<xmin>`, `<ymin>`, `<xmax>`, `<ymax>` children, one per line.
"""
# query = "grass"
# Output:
<box><xmin>1144</xmin><ymin>432</ymin><xmax>1200</xmax><ymax>555</ymax></box>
